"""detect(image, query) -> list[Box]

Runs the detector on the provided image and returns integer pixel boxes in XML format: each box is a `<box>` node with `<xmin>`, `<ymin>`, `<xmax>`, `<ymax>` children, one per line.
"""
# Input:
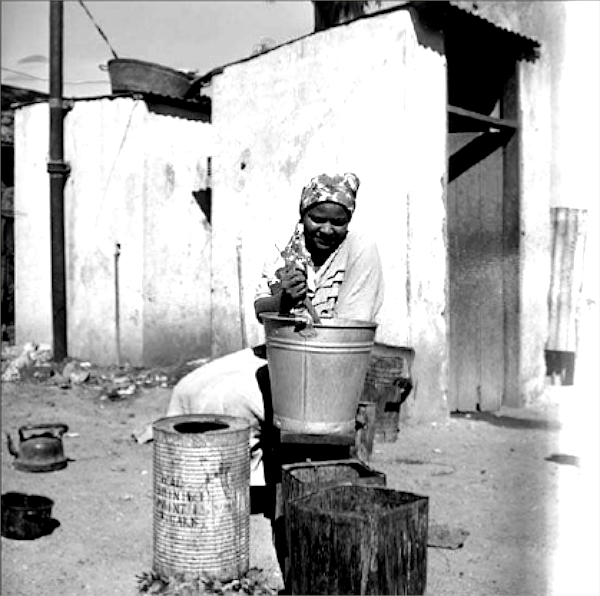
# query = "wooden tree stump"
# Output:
<box><xmin>288</xmin><ymin>485</ymin><xmax>428</xmax><ymax>595</ymax></box>
<box><xmin>273</xmin><ymin>459</ymin><xmax>386</xmax><ymax>591</ymax></box>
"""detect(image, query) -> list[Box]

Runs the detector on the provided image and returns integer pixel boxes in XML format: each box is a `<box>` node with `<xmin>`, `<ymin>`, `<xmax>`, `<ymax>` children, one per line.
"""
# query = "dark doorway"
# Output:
<box><xmin>445</xmin><ymin>37</ymin><xmax>523</xmax><ymax>411</ymax></box>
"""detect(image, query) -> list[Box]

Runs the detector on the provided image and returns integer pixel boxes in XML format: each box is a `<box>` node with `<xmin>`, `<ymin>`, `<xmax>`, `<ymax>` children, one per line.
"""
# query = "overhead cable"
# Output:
<box><xmin>77</xmin><ymin>0</ymin><xmax>119</xmax><ymax>59</ymax></box>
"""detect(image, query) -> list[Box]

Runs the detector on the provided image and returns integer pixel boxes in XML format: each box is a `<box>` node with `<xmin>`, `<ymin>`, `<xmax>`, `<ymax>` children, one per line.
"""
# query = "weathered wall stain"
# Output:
<box><xmin>165</xmin><ymin>163</ymin><xmax>176</xmax><ymax>196</ymax></box>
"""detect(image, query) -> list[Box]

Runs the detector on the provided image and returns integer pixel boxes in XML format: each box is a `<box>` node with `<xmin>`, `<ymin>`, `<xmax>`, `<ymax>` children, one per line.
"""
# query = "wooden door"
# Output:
<box><xmin>447</xmin><ymin>132</ymin><xmax>505</xmax><ymax>411</ymax></box>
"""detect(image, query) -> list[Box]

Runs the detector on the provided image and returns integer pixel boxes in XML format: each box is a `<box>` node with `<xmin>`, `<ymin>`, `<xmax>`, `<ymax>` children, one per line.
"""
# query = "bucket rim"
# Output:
<box><xmin>1</xmin><ymin>491</ymin><xmax>54</xmax><ymax>510</ymax></box>
<box><xmin>107</xmin><ymin>57</ymin><xmax>192</xmax><ymax>79</ymax></box>
<box><xmin>260</xmin><ymin>312</ymin><xmax>377</xmax><ymax>330</ymax></box>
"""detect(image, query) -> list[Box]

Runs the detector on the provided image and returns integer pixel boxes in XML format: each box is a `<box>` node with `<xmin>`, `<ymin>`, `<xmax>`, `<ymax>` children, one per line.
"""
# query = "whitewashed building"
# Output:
<box><xmin>14</xmin><ymin>1</ymin><xmax>598</xmax><ymax>421</ymax></box>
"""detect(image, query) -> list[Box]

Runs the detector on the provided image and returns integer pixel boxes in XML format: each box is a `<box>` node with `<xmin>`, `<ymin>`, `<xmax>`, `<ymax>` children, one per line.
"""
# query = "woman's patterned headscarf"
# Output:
<box><xmin>299</xmin><ymin>173</ymin><xmax>360</xmax><ymax>218</ymax></box>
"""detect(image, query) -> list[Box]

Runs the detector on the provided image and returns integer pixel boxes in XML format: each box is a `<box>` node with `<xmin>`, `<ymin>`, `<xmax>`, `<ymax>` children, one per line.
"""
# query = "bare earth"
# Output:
<box><xmin>1</xmin><ymin>371</ymin><xmax>598</xmax><ymax>596</ymax></box>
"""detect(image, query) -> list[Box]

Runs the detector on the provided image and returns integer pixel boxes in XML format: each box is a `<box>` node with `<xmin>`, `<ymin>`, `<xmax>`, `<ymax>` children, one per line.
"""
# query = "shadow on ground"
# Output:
<box><xmin>451</xmin><ymin>411</ymin><xmax>562</xmax><ymax>431</ymax></box>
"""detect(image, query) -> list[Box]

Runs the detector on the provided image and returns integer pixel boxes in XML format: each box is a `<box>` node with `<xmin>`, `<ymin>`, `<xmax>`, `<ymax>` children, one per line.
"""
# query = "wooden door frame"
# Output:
<box><xmin>446</xmin><ymin>65</ymin><xmax>522</xmax><ymax>409</ymax></box>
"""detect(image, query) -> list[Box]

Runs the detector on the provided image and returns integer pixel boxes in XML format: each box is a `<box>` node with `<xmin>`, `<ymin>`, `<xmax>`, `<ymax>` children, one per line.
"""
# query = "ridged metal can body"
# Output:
<box><xmin>152</xmin><ymin>414</ymin><xmax>250</xmax><ymax>582</ymax></box>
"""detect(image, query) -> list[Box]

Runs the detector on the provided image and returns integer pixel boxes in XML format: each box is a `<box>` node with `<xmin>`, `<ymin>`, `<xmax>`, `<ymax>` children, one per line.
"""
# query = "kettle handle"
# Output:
<box><xmin>19</xmin><ymin>423</ymin><xmax>69</xmax><ymax>442</ymax></box>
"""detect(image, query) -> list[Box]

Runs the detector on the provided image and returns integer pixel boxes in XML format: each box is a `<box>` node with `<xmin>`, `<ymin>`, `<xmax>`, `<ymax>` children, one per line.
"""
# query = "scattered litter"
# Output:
<box><xmin>428</xmin><ymin>522</ymin><xmax>470</xmax><ymax>549</ymax></box>
<box><xmin>133</xmin><ymin>425</ymin><xmax>154</xmax><ymax>444</ymax></box>
<box><xmin>1</xmin><ymin>342</ymin><xmax>41</xmax><ymax>382</ymax></box>
<box><xmin>186</xmin><ymin>357</ymin><xmax>211</xmax><ymax>367</ymax></box>
<box><xmin>117</xmin><ymin>384</ymin><xmax>137</xmax><ymax>396</ymax></box>
<box><xmin>63</xmin><ymin>361</ymin><xmax>91</xmax><ymax>385</ymax></box>
<box><xmin>30</xmin><ymin>343</ymin><xmax>53</xmax><ymax>363</ymax></box>
<box><xmin>137</xmin><ymin>567</ymin><xmax>278</xmax><ymax>595</ymax></box>
<box><xmin>2</xmin><ymin>341</ymin><xmax>210</xmax><ymax>390</ymax></box>
<box><xmin>545</xmin><ymin>453</ymin><xmax>581</xmax><ymax>468</ymax></box>
<box><xmin>49</xmin><ymin>373</ymin><xmax>70</xmax><ymax>389</ymax></box>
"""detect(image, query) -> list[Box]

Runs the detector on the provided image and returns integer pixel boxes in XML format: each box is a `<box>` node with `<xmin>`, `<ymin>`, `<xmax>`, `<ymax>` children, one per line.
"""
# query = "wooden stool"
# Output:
<box><xmin>266</xmin><ymin>401</ymin><xmax>376</xmax><ymax>592</ymax></box>
<box><xmin>285</xmin><ymin>400</ymin><xmax>375</xmax><ymax>459</ymax></box>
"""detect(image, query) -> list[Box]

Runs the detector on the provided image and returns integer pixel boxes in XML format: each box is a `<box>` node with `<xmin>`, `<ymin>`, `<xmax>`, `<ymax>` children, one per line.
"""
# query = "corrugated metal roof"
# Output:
<box><xmin>194</xmin><ymin>0</ymin><xmax>539</xmax><ymax>83</ymax></box>
<box><xmin>1</xmin><ymin>84</ymin><xmax>49</xmax><ymax>110</ymax></box>
<box><xmin>444</xmin><ymin>1</ymin><xmax>540</xmax><ymax>60</ymax></box>
<box><xmin>9</xmin><ymin>90</ymin><xmax>210</xmax><ymax>117</ymax></box>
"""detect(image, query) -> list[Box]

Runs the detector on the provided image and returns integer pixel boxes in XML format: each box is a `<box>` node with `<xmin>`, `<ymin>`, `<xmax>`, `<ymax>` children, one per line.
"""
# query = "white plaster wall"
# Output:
<box><xmin>211</xmin><ymin>10</ymin><xmax>421</xmax><ymax>357</ymax></box>
<box><xmin>211</xmin><ymin>9</ymin><xmax>447</xmax><ymax>420</ymax></box>
<box><xmin>14</xmin><ymin>105</ymin><xmax>53</xmax><ymax>347</ymax></box>
<box><xmin>141</xmin><ymin>110</ymin><xmax>213</xmax><ymax>366</ymax></box>
<box><xmin>64</xmin><ymin>97</ymin><xmax>146</xmax><ymax>365</ymax></box>
<box><xmin>402</xmin><ymin>21</ymin><xmax>448</xmax><ymax>421</ymax></box>
<box><xmin>556</xmin><ymin>2</ymin><xmax>599</xmax><ymax>310</ymax></box>
<box><xmin>456</xmin><ymin>1</ymin><xmax>598</xmax><ymax>399</ymax></box>
<box><xmin>15</xmin><ymin>97</ymin><xmax>213</xmax><ymax>366</ymax></box>
<box><xmin>520</xmin><ymin>52</ymin><xmax>553</xmax><ymax>402</ymax></box>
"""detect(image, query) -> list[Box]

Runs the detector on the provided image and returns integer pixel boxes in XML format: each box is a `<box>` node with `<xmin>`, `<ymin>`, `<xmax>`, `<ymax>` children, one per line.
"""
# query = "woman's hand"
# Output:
<box><xmin>277</xmin><ymin>263</ymin><xmax>307</xmax><ymax>313</ymax></box>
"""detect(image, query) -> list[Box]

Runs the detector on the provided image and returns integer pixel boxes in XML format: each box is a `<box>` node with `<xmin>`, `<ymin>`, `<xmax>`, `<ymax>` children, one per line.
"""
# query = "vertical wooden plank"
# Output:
<box><xmin>556</xmin><ymin>210</ymin><xmax>576</xmax><ymax>350</ymax></box>
<box><xmin>547</xmin><ymin>208</ymin><xmax>588</xmax><ymax>352</ymax></box>
<box><xmin>501</xmin><ymin>65</ymin><xmax>521</xmax><ymax>407</ymax></box>
<box><xmin>1</xmin><ymin>216</ymin><xmax>7</xmax><ymax>312</ymax></box>
<box><xmin>454</xmin><ymin>162</ymin><xmax>481</xmax><ymax>411</ymax></box>
<box><xmin>447</xmin><ymin>132</ymin><xmax>482</xmax><ymax>411</ymax></box>
<box><xmin>478</xmin><ymin>146</ymin><xmax>505</xmax><ymax>411</ymax></box>
<box><xmin>446</xmin><ymin>174</ymin><xmax>459</xmax><ymax>411</ymax></box>
<box><xmin>570</xmin><ymin>210</ymin><xmax>588</xmax><ymax>353</ymax></box>
<box><xmin>354</xmin><ymin>401</ymin><xmax>376</xmax><ymax>461</ymax></box>
<box><xmin>547</xmin><ymin>209</ymin><xmax>564</xmax><ymax>350</ymax></box>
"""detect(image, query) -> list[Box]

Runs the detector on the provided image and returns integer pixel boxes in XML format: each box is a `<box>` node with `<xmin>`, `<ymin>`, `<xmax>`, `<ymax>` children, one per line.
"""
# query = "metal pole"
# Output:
<box><xmin>114</xmin><ymin>243</ymin><xmax>121</xmax><ymax>366</ymax></box>
<box><xmin>48</xmin><ymin>0</ymin><xmax>70</xmax><ymax>361</ymax></box>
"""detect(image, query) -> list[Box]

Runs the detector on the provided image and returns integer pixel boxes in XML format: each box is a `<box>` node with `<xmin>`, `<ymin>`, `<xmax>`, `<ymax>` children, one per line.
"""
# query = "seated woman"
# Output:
<box><xmin>163</xmin><ymin>172</ymin><xmax>384</xmax><ymax>486</ymax></box>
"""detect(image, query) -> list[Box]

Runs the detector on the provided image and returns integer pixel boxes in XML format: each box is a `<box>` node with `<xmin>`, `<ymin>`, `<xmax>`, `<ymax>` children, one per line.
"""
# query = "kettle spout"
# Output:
<box><xmin>6</xmin><ymin>432</ymin><xmax>18</xmax><ymax>457</ymax></box>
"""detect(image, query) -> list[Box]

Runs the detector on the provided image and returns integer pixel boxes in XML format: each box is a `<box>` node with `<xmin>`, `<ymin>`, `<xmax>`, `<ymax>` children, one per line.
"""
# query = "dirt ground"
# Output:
<box><xmin>1</xmin><ymin>354</ymin><xmax>599</xmax><ymax>596</ymax></box>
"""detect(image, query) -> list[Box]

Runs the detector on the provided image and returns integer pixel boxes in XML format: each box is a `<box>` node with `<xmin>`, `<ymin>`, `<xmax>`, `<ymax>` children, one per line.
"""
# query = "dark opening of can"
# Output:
<box><xmin>174</xmin><ymin>421</ymin><xmax>229</xmax><ymax>434</ymax></box>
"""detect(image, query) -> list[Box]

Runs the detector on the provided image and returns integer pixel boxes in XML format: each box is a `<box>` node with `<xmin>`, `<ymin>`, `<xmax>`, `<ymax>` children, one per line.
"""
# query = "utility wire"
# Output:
<box><xmin>77</xmin><ymin>0</ymin><xmax>119</xmax><ymax>59</ymax></box>
<box><xmin>1</xmin><ymin>67</ymin><xmax>107</xmax><ymax>86</ymax></box>
<box><xmin>1</xmin><ymin>67</ymin><xmax>41</xmax><ymax>81</ymax></box>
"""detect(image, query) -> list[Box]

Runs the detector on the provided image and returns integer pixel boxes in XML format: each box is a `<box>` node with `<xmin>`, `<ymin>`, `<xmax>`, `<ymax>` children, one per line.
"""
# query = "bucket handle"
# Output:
<box><xmin>295</xmin><ymin>320</ymin><xmax>318</xmax><ymax>339</ymax></box>
<box><xmin>19</xmin><ymin>423</ymin><xmax>69</xmax><ymax>442</ymax></box>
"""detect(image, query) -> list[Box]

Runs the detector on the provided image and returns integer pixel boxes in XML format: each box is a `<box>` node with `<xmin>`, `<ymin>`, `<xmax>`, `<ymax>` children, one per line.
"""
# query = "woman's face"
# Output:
<box><xmin>302</xmin><ymin>202</ymin><xmax>350</xmax><ymax>263</ymax></box>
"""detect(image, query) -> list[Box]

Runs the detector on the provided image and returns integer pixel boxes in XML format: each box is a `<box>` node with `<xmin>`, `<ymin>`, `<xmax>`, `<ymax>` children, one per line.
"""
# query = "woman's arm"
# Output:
<box><xmin>254</xmin><ymin>264</ymin><xmax>308</xmax><ymax>322</ymax></box>
<box><xmin>335</xmin><ymin>235</ymin><xmax>384</xmax><ymax>321</ymax></box>
<box><xmin>254</xmin><ymin>293</ymin><xmax>282</xmax><ymax>321</ymax></box>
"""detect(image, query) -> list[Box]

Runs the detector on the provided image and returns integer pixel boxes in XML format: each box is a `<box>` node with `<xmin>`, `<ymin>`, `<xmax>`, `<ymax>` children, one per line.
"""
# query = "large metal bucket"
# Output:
<box><xmin>261</xmin><ymin>314</ymin><xmax>377</xmax><ymax>434</ymax></box>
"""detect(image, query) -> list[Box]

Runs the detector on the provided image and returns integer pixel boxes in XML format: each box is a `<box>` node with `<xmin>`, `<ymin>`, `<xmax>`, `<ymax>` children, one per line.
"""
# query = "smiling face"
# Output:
<box><xmin>302</xmin><ymin>202</ymin><xmax>351</xmax><ymax>265</ymax></box>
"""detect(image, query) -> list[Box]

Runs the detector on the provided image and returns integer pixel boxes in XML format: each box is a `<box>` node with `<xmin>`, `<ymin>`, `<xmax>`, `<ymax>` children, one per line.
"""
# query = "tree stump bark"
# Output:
<box><xmin>288</xmin><ymin>485</ymin><xmax>428</xmax><ymax>595</ymax></box>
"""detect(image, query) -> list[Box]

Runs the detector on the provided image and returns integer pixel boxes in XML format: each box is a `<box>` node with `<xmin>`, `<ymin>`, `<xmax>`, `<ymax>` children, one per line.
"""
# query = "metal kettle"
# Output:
<box><xmin>6</xmin><ymin>423</ymin><xmax>69</xmax><ymax>473</ymax></box>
